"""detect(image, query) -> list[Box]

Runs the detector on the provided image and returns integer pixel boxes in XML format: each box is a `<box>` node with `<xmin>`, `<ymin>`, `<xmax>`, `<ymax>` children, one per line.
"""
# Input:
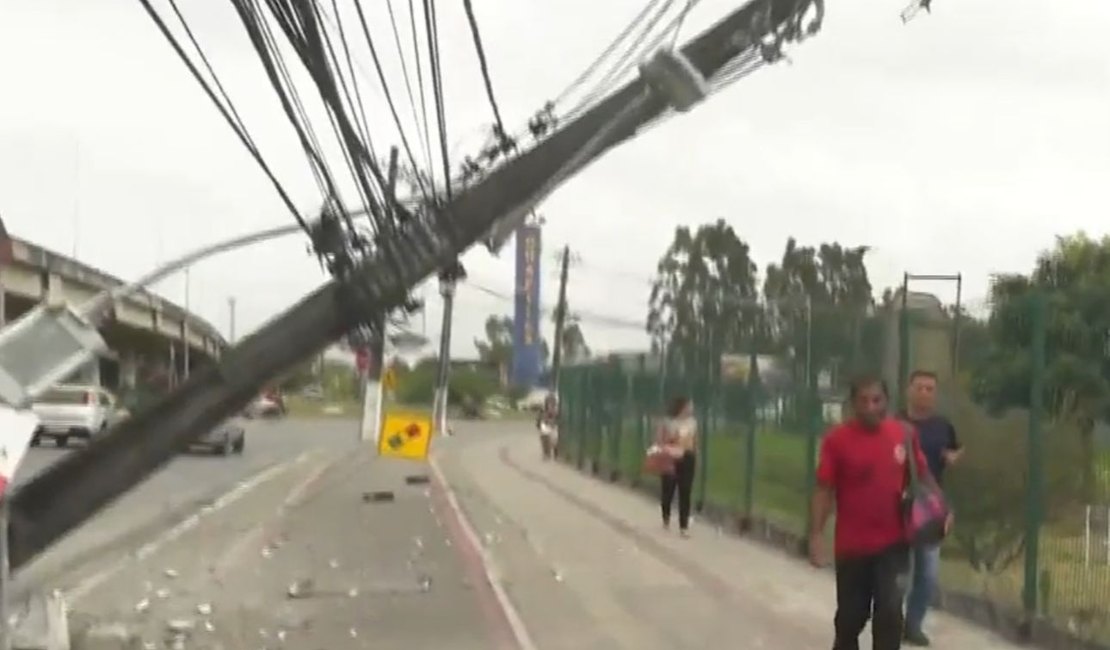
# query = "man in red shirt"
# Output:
<box><xmin>808</xmin><ymin>374</ymin><xmax>938</xmax><ymax>650</ymax></box>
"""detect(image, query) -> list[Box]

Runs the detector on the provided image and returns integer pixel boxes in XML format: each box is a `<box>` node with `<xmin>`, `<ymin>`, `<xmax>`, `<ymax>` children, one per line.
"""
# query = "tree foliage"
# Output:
<box><xmin>394</xmin><ymin>359</ymin><xmax>499</xmax><ymax>407</ymax></box>
<box><xmin>646</xmin><ymin>223</ymin><xmax>875</xmax><ymax>399</ymax></box>
<box><xmin>970</xmin><ymin>233</ymin><xmax>1110</xmax><ymax>499</ymax></box>
<box><xmin>647</xmin><ymin>220</ymin><xmax>761</xmax><ymax>376</ymax></box>
<box><xmin>763</xmin><ymin>238</ymin><xmax>874</xmax><ymax>389</ymax></box>
<box><xmin>475</xmin><ymin>315</ymin><xmax>513</xmax><ymax>384</ymax></box>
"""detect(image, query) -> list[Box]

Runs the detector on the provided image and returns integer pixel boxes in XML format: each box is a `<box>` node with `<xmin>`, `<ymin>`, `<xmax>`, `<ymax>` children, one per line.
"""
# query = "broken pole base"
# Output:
<box><xmin>8</xmin><ymin>591</ymin><xmax>69</xmax><ymax>650</ymax></box>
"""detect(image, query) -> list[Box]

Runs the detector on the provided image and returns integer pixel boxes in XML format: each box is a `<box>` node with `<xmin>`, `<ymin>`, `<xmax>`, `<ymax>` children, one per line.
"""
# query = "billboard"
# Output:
<box><xmin>512</xmin><ymin>225</ymin><xmax>543</xmax><ymax>388</ymax></box>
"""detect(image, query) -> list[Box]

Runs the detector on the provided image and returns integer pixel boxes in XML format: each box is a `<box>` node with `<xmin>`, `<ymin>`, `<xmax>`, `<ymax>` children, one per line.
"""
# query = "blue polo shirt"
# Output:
<box><xmin>903</xmin><ymin>413</ymin><xmax>959</xmax><ymax>484</ymax></box>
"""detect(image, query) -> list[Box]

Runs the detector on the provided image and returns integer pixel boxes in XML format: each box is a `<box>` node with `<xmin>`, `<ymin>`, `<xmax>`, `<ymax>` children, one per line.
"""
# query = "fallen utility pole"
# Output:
<box><xmin>6</xmin><ymin>0</ymin><xmax>821</xmax><ymax>570</ymax></box>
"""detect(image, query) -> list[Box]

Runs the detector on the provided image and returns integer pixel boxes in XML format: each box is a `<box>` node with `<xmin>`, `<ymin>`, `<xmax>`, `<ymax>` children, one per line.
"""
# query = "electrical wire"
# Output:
<box><xmin>326</xmin><ymin>0</ymin><xmax>374</xmax><ymax>150</ymax></box>
<box><xmin>258</xmin><ymin>0</ymin><xmax>394</xmax><ymax>230</ymax></box>
<box><xmin>231</xmin><ymin>0</ymin><xmax>358</xmax><ymax>225</ymax></box>
<box><xmin>549</xmin><ymin>0</ymin><xmax>668</xmax><ymax>109</ymax></box>
<box><xmin>136</xmin><ymin>0</ymin><xmax>308</xmax><ymax>231</ymax></box>
<box><xmin>348</xmin><ymin>0</ymin><xmax>431</xmax><ymax>201</ymax></box>
<box><xmin>386</xmin><ymin>0</ymin><xmax>434</xmax><ymax>173</ymax></box>
<box><xmin>406</xmin><ymin>0</ymin><xmax>435</xmax><ymax>179</ymax></box>
<box><xmin>422</xmin><ymin>0</ymin><xmax>453</xmax><ymax>200</ymax></box>
<box><xmin>461</xmin><ymin>0</ymin><xmax>505</xmax><ymax>134</ymax></box>
<box><xmin>461</xmin><ymin>281</ymin><xmax>646</xmax><ymax>332</ymax></box>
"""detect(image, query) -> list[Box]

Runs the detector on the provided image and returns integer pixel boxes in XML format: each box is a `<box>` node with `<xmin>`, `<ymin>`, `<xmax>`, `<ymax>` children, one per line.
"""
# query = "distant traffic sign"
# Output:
<box><xmin>377</xmin><ymin>410</ymin><xmax>432</xmax><ymax>461</ymax></box>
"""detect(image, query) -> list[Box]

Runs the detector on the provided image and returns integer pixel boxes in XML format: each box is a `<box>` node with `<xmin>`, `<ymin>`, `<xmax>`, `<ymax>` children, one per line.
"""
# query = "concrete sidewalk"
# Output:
<box><xmin>435</xmin><ymin>424</ymin><xmax>1025</xmax><ymax>650</ymax></box>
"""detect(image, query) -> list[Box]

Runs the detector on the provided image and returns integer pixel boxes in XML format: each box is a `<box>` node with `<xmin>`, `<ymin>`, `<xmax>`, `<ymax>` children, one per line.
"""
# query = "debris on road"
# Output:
<box><xmin>133</xmin><ymin>599</ymin><xmax>149</xmax><ymax>614</ymax></box>
<box><xmin>404</xmin><ymin>474</ymin><xmax>430</xmax><ymax>485</ymax></box>
<box><xmin>70</xmin><ymin>621</ymin><xmax>136</xmax><ymax>650</ymax></box>
<box><xmin>195</xmin><ymin>603</ymin><xmax>212</xmax><ymax>616</ymax></box>
<box><xmin>362</xmin><ymin>490</ymin><xmax>394</xmax><ymax>503</ymax></box>
<box><xmin>161</xmin><ymin>568</ymin><xmax>178</xmax><ymax>579</ymax></box>
<box><xmin>286</xmin><ymin>578</ymin><xmax>314</xmax><ymax>599</ymax></box>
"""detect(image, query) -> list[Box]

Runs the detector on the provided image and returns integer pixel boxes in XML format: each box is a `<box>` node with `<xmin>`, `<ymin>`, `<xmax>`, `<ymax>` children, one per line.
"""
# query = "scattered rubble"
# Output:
<box><xmin>286</xmin><ymin>578</ymin><xmax>314</xmax><ymax>599</ymax></box>
<box><xmin>362</xmin><ymin>490</ymin><xmax>395</xmax><ymax>503</ymax></box>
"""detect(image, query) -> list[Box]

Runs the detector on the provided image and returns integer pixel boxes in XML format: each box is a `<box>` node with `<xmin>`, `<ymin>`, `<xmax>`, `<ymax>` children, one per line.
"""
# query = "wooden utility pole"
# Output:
<box><xmin>550</xmin><ymin>245</ymin><xmax>571</xmax><ymax>389</ymax></box>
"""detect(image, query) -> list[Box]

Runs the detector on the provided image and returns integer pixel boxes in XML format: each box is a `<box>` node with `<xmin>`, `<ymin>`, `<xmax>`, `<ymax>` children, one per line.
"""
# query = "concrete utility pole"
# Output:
<box><xmin>550</xmin><ymin>245</ymin><xmax>571</xmax><ymax>389</ymax></box>
<box><xmin>434</xmin><ymin>261</ymin><xmax>466</xmax><ymax>436</ymax></box>
<box><xmin>6</xmin><ymin>0</ymin><xmax>822</xmax><ymax>571</ymax></box>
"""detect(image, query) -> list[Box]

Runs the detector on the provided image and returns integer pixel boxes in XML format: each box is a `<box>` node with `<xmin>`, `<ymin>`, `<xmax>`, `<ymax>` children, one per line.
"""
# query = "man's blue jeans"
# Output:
<box><xmin>905</xmin><ymin>543</ymin><xmax>941</xmax><ymax>632</ymax></box>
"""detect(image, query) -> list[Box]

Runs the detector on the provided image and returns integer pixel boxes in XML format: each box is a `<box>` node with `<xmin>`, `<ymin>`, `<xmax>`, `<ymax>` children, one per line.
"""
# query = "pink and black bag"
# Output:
<box><xmin>901</xmin><ymin>422</ymin><xmax>950</xmax><ymax>546</ymax></box>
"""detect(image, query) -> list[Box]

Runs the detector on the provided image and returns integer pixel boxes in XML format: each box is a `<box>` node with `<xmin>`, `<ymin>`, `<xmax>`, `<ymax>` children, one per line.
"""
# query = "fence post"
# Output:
<box><xmin>1022</xmin><ymin>291</ymin><xmax>1047</xmax><ymax>624</ymax></box>
<box><xmin>609</xmin><ymin>356</ymin><xmax>624</xmax><ymax>482</ymax></box>
<box><xmin>741</xmin><ymin>352</ymin><xmax>759</xmax><ymax>528</ymax></box>
<box><xmin>634</xmin><ymin>354</ymin><xmax>648</xmax><ymax>484</ymax></box>
<box><xmin>576</xmin><ymin>367</ymin><xmax>588</xmax><ymax>469</ymax></box>
<box><xmin>801</xmin><ymin>300</ymin><xmax>819</xmax><ymax>541</ymax></box>
<box><xmin>801</xmin><ymin>388</ymin><xmax>821</xmax><ymax>541</ymax></box>
<box><xmin>897</xmin><ymin>274</ymin><xmax>910</xmax><ymax>412</ymax></box>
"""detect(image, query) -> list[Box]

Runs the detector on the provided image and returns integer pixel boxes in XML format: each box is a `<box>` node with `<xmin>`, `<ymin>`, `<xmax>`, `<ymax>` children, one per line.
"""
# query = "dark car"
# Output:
<box><xmin>190</xmin><ymin>421</ymin><xmax>246</xmax><ymax>456</ymax></box>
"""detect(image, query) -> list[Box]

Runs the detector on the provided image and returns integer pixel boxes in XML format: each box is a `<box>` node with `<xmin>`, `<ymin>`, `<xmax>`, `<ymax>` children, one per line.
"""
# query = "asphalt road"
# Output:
<box><xmin>11</xmin><ymin>417</ymin><xmax>360</xmax><ymax>596</ymax></box>
<box><xmin>64</xmin><ymin>423</ymin><xmax>508</xmax><ymax>650</ymax></box>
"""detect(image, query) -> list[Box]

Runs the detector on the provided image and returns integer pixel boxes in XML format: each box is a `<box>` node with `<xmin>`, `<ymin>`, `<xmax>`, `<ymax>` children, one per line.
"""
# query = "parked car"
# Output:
<box><xmin>188</xmin><ymin>420</ymin><xmax>246</xmax><ymax>456</ymax></box>
<box><xmin>30</xmin><ymin>385</ymin><xmax>126</xmax><ymax>448</ymax></box>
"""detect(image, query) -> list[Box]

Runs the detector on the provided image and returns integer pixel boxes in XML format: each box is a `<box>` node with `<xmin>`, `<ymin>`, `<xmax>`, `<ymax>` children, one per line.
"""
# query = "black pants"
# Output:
<box><xmin>833</xmin><ymin>543</ymin><xmax>910</xmax><ymax>650</ymax></box>
<box><xmin>660</xmin><ymin>452</ymin><xmax>696</xmax><ymax>529</ymax></box>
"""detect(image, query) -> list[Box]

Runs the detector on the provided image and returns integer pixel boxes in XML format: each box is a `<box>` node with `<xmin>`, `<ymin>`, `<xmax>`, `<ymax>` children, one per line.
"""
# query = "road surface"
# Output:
<box><xmin>31</xmin><ymin>419</ymin><xmax>1032</xmax><ymax>649</ymax></box>
<box><xmin>11</xmin><ymin>417</ymin><xmax>359</xmax><ymax>596</ymax></box>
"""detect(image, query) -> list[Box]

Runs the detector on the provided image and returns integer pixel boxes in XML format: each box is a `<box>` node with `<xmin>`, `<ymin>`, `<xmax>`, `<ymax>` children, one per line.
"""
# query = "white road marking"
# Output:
<box><xmin>64</xmin><ymin>451</ymin><xmax>313</xmax><ymax>603</ymax></box>
<box><xmin>429</xmin><ymin>455</ymin><xmax>537</xmax><ymax>650</ymax></box>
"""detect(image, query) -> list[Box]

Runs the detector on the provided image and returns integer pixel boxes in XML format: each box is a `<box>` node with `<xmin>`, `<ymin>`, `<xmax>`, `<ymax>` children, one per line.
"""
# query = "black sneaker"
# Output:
<box><xmin>903</xmin><ymin>628</ymin><xmax>931</xmax><ymax>646</ymax></box>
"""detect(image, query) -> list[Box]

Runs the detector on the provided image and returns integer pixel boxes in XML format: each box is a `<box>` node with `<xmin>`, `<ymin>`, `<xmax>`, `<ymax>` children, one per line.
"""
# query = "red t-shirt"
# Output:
<box><xmin>816</xmin><ymin>416</ymin><xmax>930</xmax><ymax>557</ymax></box>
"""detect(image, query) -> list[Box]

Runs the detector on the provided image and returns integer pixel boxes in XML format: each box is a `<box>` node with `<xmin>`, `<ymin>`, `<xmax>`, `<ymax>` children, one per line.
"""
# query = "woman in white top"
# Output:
<box><xmin>536</xmin><ymin>394</ymin><xmax>559</xmax><ymax>460</ymax></box>
<box><xmin>655</xmin><ymin>396</ymin><xmax>698</xmax><ymax>536</ymax></box>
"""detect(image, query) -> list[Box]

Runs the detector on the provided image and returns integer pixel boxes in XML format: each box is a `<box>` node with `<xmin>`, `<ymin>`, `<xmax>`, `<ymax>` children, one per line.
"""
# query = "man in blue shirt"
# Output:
<box><xmin>901</xmin><ymin>370</ymin><xmax>962</xmax><ymax>646</ymax></box>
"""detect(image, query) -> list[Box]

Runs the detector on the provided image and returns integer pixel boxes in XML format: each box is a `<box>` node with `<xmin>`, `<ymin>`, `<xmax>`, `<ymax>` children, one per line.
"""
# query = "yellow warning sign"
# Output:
<box><xmin>378</xmin><ymin>410</ymin><xmax>433</xmax><ymax>461</ymax></box>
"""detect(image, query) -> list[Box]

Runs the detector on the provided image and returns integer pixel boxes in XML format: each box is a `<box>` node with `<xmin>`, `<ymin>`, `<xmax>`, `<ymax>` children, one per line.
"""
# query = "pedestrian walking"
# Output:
<box><xmin>536</xmin><ymin>394</ymin><xmax>559</xmax><ymax>460</ymax></box>
<box><xmin>901</xmin><ymin>370</ymin><xmax>962</xmax><ymax>647</ymax></box>
<box><xmin>808</xmin><ymin>374</ymin><xmax>948</xmax><ymax>650</ymax></box>
<box><xmin>656</xmin><ymin>396</ymin><xmax>697</xmax><ymax>537</ymax></box>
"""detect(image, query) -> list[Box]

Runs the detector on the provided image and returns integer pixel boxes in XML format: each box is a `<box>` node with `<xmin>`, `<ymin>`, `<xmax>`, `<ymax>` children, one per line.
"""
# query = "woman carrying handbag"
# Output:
<box><xmin>644</xmin><ymin>397</ymin><xmax>698</xmax><ymax>537</ymax></box>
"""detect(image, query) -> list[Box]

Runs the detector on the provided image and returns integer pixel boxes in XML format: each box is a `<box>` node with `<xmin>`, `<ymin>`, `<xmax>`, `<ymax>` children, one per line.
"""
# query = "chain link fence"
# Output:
<box><xmin>557</xmin><ymin>288</ymin><xmax>1110</xmax><ymax>647</ymax></box>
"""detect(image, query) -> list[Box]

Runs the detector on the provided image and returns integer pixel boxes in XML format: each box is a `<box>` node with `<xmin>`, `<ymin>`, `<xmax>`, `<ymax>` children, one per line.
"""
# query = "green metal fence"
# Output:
<box><xmin>557</xmin><ymin>291</ymin><xmax>1110</xmax><ymax>646</ymax></box>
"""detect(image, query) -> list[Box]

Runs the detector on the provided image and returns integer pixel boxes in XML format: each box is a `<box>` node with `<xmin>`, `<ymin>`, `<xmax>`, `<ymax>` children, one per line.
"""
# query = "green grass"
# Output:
<box><xmin>565</xmin><ymin>418</ymin><xmax>1110</xmax><ymax>645</ymax></box>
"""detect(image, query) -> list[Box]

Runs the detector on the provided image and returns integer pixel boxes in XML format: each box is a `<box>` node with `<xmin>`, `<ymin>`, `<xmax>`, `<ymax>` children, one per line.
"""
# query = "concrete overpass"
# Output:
<box><xmin>0</xmin><ymin>236</ymin><xmax>227</xmax><ymax>390</ymax></box>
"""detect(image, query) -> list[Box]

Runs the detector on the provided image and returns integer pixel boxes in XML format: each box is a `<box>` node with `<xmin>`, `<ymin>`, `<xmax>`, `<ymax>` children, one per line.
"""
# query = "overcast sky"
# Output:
<box><xmin>1</xmin><ymin>0</ymin><xmax>1107</xmax><ymax>360</ymax></box>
